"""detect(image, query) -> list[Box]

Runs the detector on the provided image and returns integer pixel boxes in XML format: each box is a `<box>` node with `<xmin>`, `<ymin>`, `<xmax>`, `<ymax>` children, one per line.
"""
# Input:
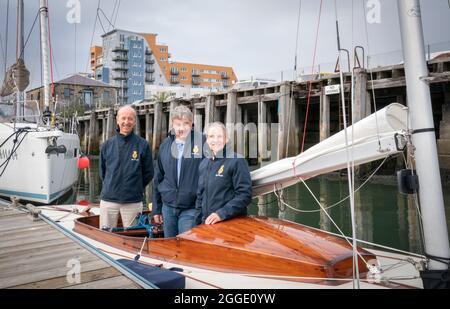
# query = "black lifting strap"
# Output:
<box><xmin>425</xmin><ymin>253</ymin><xmax>450</xmax><ymax>266</ymax></box>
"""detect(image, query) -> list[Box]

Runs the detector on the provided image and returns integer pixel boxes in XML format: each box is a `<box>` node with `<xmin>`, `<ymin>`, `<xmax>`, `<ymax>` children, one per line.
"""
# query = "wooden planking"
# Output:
<box><xmin>9</xmin><ymin>267</ymin><xmax>121</xmax><ymax>289</ymax></box>
<box><xmin>0</xmin><ymin>207</ymin><xmax>143</xmax><ymax>289</ymax></box>
<box><xmin>1</xmin><ymin>259</ymin><xmax>109</xmax><ymax>289</ymax></box>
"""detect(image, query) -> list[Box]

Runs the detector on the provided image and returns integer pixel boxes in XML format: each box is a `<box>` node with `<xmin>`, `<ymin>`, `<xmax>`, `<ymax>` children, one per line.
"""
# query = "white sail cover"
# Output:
<box><xmin>251</xmin><ymin>103</ymin><xmax>408</xmax><ymax>197</ymax></box>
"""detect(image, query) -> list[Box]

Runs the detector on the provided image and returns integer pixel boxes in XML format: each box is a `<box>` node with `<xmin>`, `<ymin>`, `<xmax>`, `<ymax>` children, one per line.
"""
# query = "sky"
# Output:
<box><xmin>0</xmin><ymin>0</ymin><xmax>449</xmax><ymax>88</ymax></box>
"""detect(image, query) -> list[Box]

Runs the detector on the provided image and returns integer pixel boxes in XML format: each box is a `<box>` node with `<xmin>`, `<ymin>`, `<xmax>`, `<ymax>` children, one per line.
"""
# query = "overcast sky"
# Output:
<box><xmin>0</xmin><ymin>0</ymin><xmax>449</xmax><ymax>88</ymax></box>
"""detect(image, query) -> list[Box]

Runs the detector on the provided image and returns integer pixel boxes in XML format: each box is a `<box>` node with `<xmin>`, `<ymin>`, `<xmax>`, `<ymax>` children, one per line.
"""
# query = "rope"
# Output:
<box><xmin>276</xmin><ymin>179</ymin><xmax>370</xmax><ymax>269</ymax></box>
<box><xmin>18</xmin><ymin>10</ymin><xmax>39</xmax><ymax>60</ymax></box>
<box><xmin>300</xmin><ymin>0</ymin><xmax>323</xmax><ymax>154</ymax></box>
<box><xmin>273</xmin><ymin>156</ymin><xmax>389</xmax><ymax>214</ymax></box>
<box><xmin>334</xmin><ymin>0</ymin><xmax>359</xmax><ymax>288</ymax></box>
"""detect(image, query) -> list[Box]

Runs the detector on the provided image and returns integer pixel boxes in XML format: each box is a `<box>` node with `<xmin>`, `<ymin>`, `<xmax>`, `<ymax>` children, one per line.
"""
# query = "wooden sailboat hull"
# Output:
<box><xmin>74</xmin><ymin>214</ymin><xmax>376</xmax><ymax>279</ymax></box>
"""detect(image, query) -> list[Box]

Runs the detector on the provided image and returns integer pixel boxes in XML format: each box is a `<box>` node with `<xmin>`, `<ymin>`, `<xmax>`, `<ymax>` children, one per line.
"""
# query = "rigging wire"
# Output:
<box><xmin>286</xmin><ymin>0</ymin><xmax>303</xmax><ymax>158</ymax></box>
<box><xmin>334</xmin><ymin>0</ymin><xmax>360</xmax><ymax>289</ymax></box>
<box><xmin>113</xmin><ymin>0</ymin><xmax>121</xmax><ymax>27</ymax></box>
<box><xmin>85</xmin><ymin>0</ymin><xmax>101</xmax><ymax>74</ymax></box>
<box><xmin>300</xmin><ymin>0</ymin><xmax>324</xmax><ymax>154</ymax></box>
<box><xmin>97</xmin><ymin>8</ymin><xmax>115</xmax><ymax>30</ymax></box>
<box><xmin>18</xmin><ymin>10</ymin><xmax>40</xmax><ymax>60</ymax></box>
<box><xmin>273</xmin><ymin>156</ymin><xmax>389</xmax><ymax>214</ymax></box>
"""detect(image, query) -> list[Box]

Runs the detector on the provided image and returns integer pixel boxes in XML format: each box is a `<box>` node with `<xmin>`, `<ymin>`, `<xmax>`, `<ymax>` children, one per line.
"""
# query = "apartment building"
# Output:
<box><xmin>91</xmin><ymin>29</ymin><xmax>237</xmax><ymax>104</ymax></box>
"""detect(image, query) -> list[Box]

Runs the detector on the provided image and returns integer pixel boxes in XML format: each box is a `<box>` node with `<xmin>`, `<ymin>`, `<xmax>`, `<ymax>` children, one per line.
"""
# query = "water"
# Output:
<box><xmin>64</xmin><ymin>158</ymin><xmax>450</xmax><ymax>254</ymax></box>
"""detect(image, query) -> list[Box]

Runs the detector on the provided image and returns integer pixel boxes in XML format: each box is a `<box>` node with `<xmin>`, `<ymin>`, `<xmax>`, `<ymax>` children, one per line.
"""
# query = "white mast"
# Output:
<box><xmin>397</xmin><ymin>0</ymin><xmax>450</xmax><ymax>270</ymax></box>
<box><xmin>39</xmin><ymin>0</ymin><xmax>51</xmax><ymax>111</ymax></box>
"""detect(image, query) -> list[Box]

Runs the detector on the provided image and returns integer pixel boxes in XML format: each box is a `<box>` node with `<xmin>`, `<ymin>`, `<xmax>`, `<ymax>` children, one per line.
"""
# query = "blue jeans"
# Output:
<box><xmin>162</xmin><ymin>205</ymin><xmax>196</xmax><ymax>237</ymax></box>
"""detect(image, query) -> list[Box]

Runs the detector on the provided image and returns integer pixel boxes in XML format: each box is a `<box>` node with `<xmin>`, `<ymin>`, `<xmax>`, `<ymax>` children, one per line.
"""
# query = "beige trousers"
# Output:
<box><xmin>99</xmin><ymin>200</ymin><xmax>143</xmax><ymax>230</ymax></box>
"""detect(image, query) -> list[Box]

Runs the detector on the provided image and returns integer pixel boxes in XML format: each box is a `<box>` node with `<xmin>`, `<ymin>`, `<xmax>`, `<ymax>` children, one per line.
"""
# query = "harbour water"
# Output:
<box><xmin>63</xmin><ymin>158</ymin><xmax>450</xmax><ymax>255</ymax></box>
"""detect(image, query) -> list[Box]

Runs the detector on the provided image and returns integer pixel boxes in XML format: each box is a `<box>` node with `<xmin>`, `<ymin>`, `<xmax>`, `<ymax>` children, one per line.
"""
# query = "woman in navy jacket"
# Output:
<box><xmin>195</xmin><ymin>122</ymin><xmax>252</xmax><ymax>225</ymax></box>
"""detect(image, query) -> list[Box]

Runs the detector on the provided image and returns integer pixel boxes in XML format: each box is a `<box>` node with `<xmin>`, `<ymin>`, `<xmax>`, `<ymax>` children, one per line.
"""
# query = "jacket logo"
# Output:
<box><xmin>192</xmin><ymin>145</ymin><xmax>199</xmax><ymax>155</ymax></box>
<box><xmin>131</xmin><ymin>151</ymin><xmax>139</xmax><ymax>161</ymax></box>
<box><xmin>216</xmin><ymin>165</ymin><xmax>224</xmax><ymax>177</ymax></box>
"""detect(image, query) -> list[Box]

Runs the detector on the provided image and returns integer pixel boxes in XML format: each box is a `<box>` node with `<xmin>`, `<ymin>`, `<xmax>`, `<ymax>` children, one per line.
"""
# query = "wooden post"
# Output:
<box><xmin>134</xmin><ymin>113</ymin><xmax>141</xmax><ymax>137</ymax></box>
<box><xmin>353</xmin><ymin>68</ymin><xmax>368</xmax><ymax>123</ymax></box>
<box><xmin>152</xmin><ymin>102</ymin><xmax>162</xmax><ymax>154</ymax></box>
<box><xmin>87</xmin><ymin>111</ymin><xmax>98</xmax><ymax>155</ymax></box>
<box><xmin>145</xmin><ymin>113</ymin><xmax>153</xmax><ymax>145</ymax></box>
<box><xmin>226</xmin><ymin>90</ymin><xmax>238</xmax><ymax>152</ymax></box>
<box><xmin>205</xmin><ymin>94</ymin><xmax>217</xmax><ymax>128</ymax></box>
<box><xmin>277</xmin><ymin>82</ymin><xmax>291</xmax><ymax>160</ymax></box>
<box><xmin>193</xmin><ymin>107</ymin><xmax>203</xmax><ymax>132</ymax></box>
<box><xmin>258</xmin><ymin>99</ymin><xmax>268</xmax><ymax>164</ymax></box>
<box><xmin>320</xmin><ymin>89</ymin><xmax>331</xmax><ymax>142</ymax></box>
<box><xmin>102</xmin><ymin>117</ymin><xmax>107</xmax><ymax>144</ymax></box>
<box><xmin>161</xmin><ymin>111</ymin><xmax>168</xmax><ymax>144</ymax></box>
<box><xmin>106</xmin><ymin>107</ymin><xmax>116</xmax><ymax>139</ymax></box>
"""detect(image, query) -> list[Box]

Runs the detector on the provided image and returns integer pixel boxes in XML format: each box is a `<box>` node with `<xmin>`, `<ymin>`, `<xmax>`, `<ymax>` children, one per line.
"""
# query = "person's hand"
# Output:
<box><xmin>205</xmin><ymin>213</ymin><xmax>222</xmax><ymax>225</ymax></box>
<box><xmin>153</xmin><ymin>214</ymin><xmax>163</xmax><ymax>224</ymax></box>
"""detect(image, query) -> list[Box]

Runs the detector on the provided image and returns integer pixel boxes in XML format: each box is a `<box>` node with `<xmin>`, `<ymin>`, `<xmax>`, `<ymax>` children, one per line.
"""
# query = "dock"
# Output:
<box><xmin>0</xmin><ymin>205</ymin><xmax>145</xmax><ymax>289</ymax></box>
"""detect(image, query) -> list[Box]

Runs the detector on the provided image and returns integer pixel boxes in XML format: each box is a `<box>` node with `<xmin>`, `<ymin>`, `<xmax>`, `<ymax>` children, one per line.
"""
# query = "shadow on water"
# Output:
<box><xmin>60</xmin><ymin>158</ymin><xmax>450</xmax><ymax>254</ymax></box>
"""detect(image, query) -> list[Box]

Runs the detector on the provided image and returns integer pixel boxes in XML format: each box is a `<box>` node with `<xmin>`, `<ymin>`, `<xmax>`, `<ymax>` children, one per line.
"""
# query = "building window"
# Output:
<box><xmin>181</xmin><ymin>76</ymin><xmax>187</xmax><ymax>81</ymax></box>
<box><xmin>160</xmin><ymin>47</ymin><xmax>166</xmax><ymax>52</ymax></box>
<box><xmin>119</xmin><ymin>34</ymin><xmax>125</xmax><ymax>42</ymax></box>
<box><xmin>181</xmin><ymin>67</ymin><xmax>187</xmax><ymax>72</ymax></box>
<box><xmin>160</xmin><ymin>57</ymin><xmax>167</xmax><ymax>62</ymax></box>
<box><xmin>64</xmin><ymin>88</ymin><xmax>71</xmax><ymax>98</ymax></box>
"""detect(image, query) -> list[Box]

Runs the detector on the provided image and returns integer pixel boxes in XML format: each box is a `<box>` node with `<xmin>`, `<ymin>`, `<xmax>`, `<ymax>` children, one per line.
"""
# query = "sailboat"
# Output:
<box><xmin>0</xmin><ymin>0</ymin><xmax>80</xmax><ymax>204</ymax></box>
<box><xmin>38</xmin><ymin>0</ymin><xmax>449</xmax><ymax>289</ymax></box>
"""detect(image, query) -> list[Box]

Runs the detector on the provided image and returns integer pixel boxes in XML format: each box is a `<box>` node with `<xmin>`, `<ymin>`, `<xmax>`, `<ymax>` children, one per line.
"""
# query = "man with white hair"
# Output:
<box><xmin>99</xmin><ymin>105</ymin><xmax>154</xmax><ymax>230</ymax></box>
<box><xmin>152</xmin><ymin>105</ymin><xmax>205</xmax><ymax>237</ymax></box>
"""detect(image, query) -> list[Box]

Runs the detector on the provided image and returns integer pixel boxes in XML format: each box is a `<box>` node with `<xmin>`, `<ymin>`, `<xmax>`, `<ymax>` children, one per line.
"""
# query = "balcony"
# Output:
<box><xmin>145</xmin><ymin>75</ymin><xmax>155</xmax><ymax>83</ymax></box>
<box><xmin>145</xmin><ymin>49</ymin><xmax>152</xmax><ymax>55</ymax></box>
<box><xmin>112</xmin><ymin>56</ymin><xmax>128</xmax><ymax>62</ymax></box>
<box><xmin>112</xmin><ymin>45</ymin><xmax>128</xmax><ymax>52</ymax></box>
<box><xmin>192</xmin><ymin>77</ymin><xmax>201</xmax><ymax>85</ymax></box>
<box><xmin>170</xmin><ymin>77</ymin><xmax>179</xmax><ymax>84</ymax></box>
<box><xmin>112</xmin><ymin>74</ymin><xmax>127</xmax><ymax>80</ymax></box>
<box><xmin>145</xmin><ymin>67</ymin><xmax>155</xmax><ymax>74</ymax></box>
<box><xmin>112</xmin><ymin>66</ymin><xmax>128</xmax><ymax>71</ymax></box>
<box><xmin>191</xmin><ymin>69</ymin><xmax>200</xmax><ymax>77</ymax></box>
<box><xmin>170</xmin><ymin>68</ymin><xmax>179</xmax><ymax>75</ymax></box>
<box><xmin>221</xmin><ymin>72</ymin><xmax>229</xmax><ymax>79</ymax></box>
<box><xmin>145</xmin><ymin>58</ymin><xmax>155</xmax><ymax>65</ymax></box>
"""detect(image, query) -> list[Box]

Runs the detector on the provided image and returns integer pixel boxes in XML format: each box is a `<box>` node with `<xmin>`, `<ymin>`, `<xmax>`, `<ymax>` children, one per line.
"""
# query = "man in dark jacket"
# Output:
<box><xmin>152</xmin><ymin>105</ymin><xmax>205</xmax><ymax>237</ymax></box>
<box><xmin>99</xmin><ymin>105</ymin><xmax>153</xmax><ymax>230</ymax></box>
<box><xmin>195</xmin><ymin>122</ymin><xmax>252</xmax><ymax>225</ymax></box>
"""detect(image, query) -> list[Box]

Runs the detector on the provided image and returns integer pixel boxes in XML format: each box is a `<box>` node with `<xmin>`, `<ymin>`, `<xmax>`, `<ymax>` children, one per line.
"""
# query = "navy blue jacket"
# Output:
<box><xmin>152</xmin><ymin>130</ymin><xmax>206</xmax><ymax>215</ymax></box>
<box><xmin>195</xmin><ymin>149</ymin><xmax>252</xmax><ymax>224</ymax></box>
<box><xmin>100</xmin><ymin>131</ymin><xmax>154</xmax><ymax>203</ymax></box>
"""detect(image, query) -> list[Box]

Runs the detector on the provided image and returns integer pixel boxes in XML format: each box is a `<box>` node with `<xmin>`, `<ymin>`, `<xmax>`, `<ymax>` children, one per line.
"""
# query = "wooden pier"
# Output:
<box><xmin>77</xmin><ymin>56</ymin><xmax>450</xmax><ymax>172</ymax></box>
<box><xmin>0</xmin><ymin>206</ymin><xmax>143</xmax><ymax>289</ymax></box>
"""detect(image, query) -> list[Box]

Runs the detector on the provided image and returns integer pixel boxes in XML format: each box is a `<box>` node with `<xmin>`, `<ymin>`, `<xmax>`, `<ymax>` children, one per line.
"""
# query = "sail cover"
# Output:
<box><xmin>251</xmin><ymin>103</ymin><xmax>408</xmax><ymax>197</ymax></box>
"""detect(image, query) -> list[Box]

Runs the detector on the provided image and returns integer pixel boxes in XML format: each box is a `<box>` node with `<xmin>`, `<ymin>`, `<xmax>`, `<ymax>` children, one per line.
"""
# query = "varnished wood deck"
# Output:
<box><xmin>0</xmin><ymin>206</ymin><xmax>142</xmax><ymax>289</ymax></box>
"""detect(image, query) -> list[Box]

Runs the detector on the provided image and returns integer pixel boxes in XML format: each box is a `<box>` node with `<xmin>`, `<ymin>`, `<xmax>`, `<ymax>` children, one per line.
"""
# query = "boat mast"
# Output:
<box><xmin>15</xmin><ymin>0</ymin><xmax>24</xmax><ymax>117</ymax></box>
<box><xmin>39</xmin><ymin>0</ymin><xmax>51</xmax><ymax>114</ymax></box>
<box><xmin>397</xmin><ymin>0</ymin><xmax>450</xmax><ymax>270</ymax></box>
